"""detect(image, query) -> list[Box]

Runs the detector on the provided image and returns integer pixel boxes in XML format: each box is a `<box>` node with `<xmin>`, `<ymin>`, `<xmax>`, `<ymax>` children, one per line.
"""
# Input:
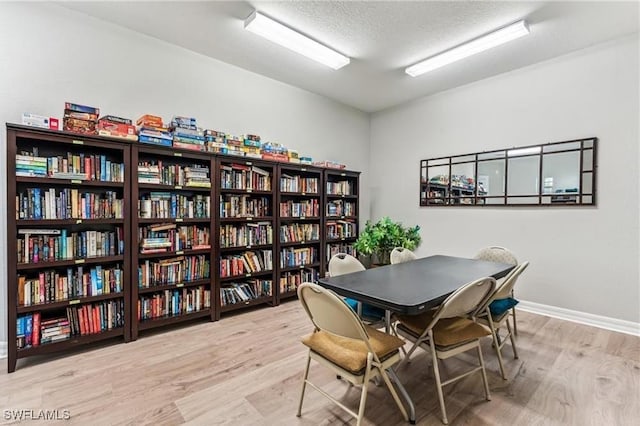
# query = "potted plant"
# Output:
<box><xmin>354</xmin><ymin>217</ymin><xmax>421</xmax><ymax>266</ymax></box>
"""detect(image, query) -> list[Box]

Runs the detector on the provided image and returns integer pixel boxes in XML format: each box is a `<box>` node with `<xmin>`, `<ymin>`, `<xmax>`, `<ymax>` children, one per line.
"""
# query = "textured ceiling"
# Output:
<box><xmin>60</xmin><ymin>1</ymin><xmax>639</xmax><ymax>113</ymax></box>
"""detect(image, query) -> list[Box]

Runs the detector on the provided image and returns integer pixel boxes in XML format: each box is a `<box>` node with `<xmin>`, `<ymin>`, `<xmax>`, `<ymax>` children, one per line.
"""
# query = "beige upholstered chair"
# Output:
<box><xmin>395</xmin><ymin>277</ymin><xmax>496</xmax><ymax>424</ymax></box>
<box><xmin>328</xmin><ymin>253</ymin><xmax>365</xmax><ymax>277</ymax></box>
<box><xmin>476</xmin><ymin>261</ymin><xmax>529</xmax><ymax>379</ymax></box>
<box><xmin>474</xmin><ymin>246</ymin><xmax>520</xmax><ymax>335</ymax></box>
<box><xmin>296</xmin><ymin>283</ymin><xmax>409</xmax><ymax>426</ymax></box>
<box><xmin>390</xmin><ymin>247</ymin><xmax>417</xmax><ymax>264</ymax></box>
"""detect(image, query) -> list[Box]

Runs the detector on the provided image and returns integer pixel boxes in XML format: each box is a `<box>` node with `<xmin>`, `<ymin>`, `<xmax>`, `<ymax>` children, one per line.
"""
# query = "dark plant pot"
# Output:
<box><xmin>358</xmin><ymin>254</ymin><xmax>373</xmax><ymax>269</ymax></box>
<box><xmin>373</xmin><ymin>251</ymin><xmax>391</xmax><ymax>266</ymax></box>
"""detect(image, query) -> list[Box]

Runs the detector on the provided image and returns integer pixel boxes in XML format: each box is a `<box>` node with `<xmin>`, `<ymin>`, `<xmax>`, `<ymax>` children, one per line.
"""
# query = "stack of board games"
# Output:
<box><xmin>205</xmin><ymin>129</ymin><xmax>227</xmax><ymax>154</ymax></box>
<box><xmin>171</xmin><ymin>116</ymin><xmax>205</xmax><ymax>151</ymax></box>
<box><xmin>299</xmin><ymin>156</ymin><xmax>313</xmax><ymax>165</ymax></box>
<box><xmin>97</xmin><ymin>115</ymin><xmax>137</xmax><ymax>140</ymax></box>
<box><xmin>313</xmin><ymin>160</ymin><xmax>346</xmax><ymax>169</ymax></box>
<box><xmin>242</xmin><ymin>134</ymin><xmax>262</xmax><ymax>159</ymax></box>
<box><xmin>288</xmin><ymin>149</ymin><xmax>300</xmax><ymax>164</ymax></box>
<box><xmin>21</xmin><ymin>113</ymin><xmax>59</xmax><ymax>130</ymax></box>
<box><xmin>137</xmin><ymin>114</ymin><xmax>172</xmax><ymax>147</ymax></box>
<box><xmin>223</xmin><ymin>134</ymin><xmax>246</xmax><ymax>157</ymax></box>
<box><xmin>63</xmin><ymin>102</ymin><xmax>99</xmax><ymax>135</ymax></box>
<box><xmin>261</xmin><ymin>141</ymin><xmax>289</xmax><ymax>162</ymax></box>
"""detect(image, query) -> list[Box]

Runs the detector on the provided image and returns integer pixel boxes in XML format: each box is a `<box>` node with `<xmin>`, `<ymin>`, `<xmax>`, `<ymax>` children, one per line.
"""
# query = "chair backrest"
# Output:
<box><xmin>297</xmin><ymin>282</ymin><xmax>370</xmax><ymax>343</ymax></box>
<box><xmin>474</xmin><ymin>246</ymin><xmax>518</xmax><ymax>266</ymax></box>
<box><xmin>492</xmin><ymin>261</ymin><xmax>529</xmax><ymax>300</ymax></box>
<box><xmin>436</xmin><ymin>277</ymin><xmax>496</xmax><ymax>320</ymax></box>
<box><xmin>390</xmin><ymin>247</ymin><xmax>417</xmax><ymax>264</ymax></box>
<box><xmin>328</xmin><ymin>253</ymin><xmax>365</xmax><ymax>277</ymax></box>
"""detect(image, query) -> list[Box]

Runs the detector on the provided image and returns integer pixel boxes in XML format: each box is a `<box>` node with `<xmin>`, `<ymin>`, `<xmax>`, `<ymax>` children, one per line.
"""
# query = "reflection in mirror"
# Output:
<box><xmin>428</xmin><ymin>158</ymin><xmax>449</xmax><ymax>166</ymax></box>
<box><xmin>544</xmin><ymin>142</ymin><xmax>580</xmax><ymax>153</ymax></box>
<box><xmin>507</xmin><ymin>196</ymin><xmax>539</xmax><ymax>204</ymax></box>
<box><xmin>582</xmin><ymin>172</ymin><xmax>593</xmax><ymax>194</ymax></box>
<box><xmin>542</xmin><ymin>151</ymin><xmax>580</xmax><ymax>195</ymax></box>
<box><xmin>583</xmin><ymin>139</ymin><xmax>594</xmax><ymax>148</ymax></box>
<box><xmin>451</xmin><ymin>162</ymin><xmax>476</xmax><ymax>204</ymax></box>
<box><xmin>508</xmin><ymin>146</ymin><xmax>541</xmax><ymax>157</ymax></box>
<box><xmin>485</xmin><ymin>197</ymin><xmax>505</xmax><ymax>205</ymax></box>
<box><xmin>478</xmin><ymin>151</ymin><xmax>505</xmax><ymax>160</ymax></box>
<box><xmin>508</xmin><ymin>156</ymin><xmax>540</xmax><ymax>195</ymax></box>
<box><xmin>582</xmin><ymin>149</ymin><xmax>593</xmax><ymax>171</ymax></box>
<box><xmin>478</xmin><ymin>159</ymin><xmax>505</xmax><ymax>197</ymax></box>
<box><xmin>452</xmin><ymin>155</ymin><xmax>475</xmax><ymax>163</ymax></box>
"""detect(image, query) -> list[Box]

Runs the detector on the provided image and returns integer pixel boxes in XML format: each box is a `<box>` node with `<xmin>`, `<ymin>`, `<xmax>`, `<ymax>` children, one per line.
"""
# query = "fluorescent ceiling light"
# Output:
<box><xmin>244</xmin><ymin>11</ymin><xmax>350</xmax><ymax>70</ymax></box>
<box><xmin>508</xmin><ymin>146</ymin><xmax>541</xmax><ymax>157</ymax></box>
<box><xmin>405</xmin><ymin>20</ymin><xmax>530</xmax><ymax>77</ymax></box>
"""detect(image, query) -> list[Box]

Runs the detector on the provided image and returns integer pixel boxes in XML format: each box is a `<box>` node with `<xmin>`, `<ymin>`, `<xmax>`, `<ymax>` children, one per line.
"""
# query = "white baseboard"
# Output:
<box><xmin>518</xmin><ymin>300</ymin><xmax>640</xmax><ymax>337</ymax></box>
<box><xmin>0</xmin><ymin>341</ymin><xmax>6</xmax><ymax>359</ymax></box>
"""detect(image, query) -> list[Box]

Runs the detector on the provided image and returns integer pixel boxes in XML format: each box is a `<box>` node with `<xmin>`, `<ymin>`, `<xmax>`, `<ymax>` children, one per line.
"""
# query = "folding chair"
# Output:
<box><xmin>390</xmin><ymin>247</ymin><xmax>417</xmax><ymax>264</ymax></box>
<box><xmin>395</xmin><ymin>277</ymin><xmax>495</xmax><ymax>424</ymax></box>
<box><xmin>297</xmin><ymin>282</ymin><xmax>409</xmax><ymax>426</ymax></box>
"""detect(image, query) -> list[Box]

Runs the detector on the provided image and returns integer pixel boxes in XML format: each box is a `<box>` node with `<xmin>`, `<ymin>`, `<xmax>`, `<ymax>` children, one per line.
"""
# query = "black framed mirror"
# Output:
<box><xmin>419</xmin><ymin>137</ymin><xmax>597</xmax><ymax>206</ymax></box>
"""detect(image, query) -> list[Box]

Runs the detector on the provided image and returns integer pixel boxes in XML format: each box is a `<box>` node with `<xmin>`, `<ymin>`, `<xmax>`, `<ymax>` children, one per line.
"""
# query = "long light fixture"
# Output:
<box><xmin>244</xmin><ymin>11</ymin><xmax>350</xmax><ymax>70</ymax></box>
<box><xmin>405</xmin><ymin>20</ymin><xmax>530</xmax><ymax>77</ymax></box>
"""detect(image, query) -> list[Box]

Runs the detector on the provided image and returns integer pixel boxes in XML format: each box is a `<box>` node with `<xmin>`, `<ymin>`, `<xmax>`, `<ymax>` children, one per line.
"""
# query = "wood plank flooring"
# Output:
<box><xmin>1</xmin><ymin>301</ymin><xmax>638</xmax><ymax>425</ymax></box>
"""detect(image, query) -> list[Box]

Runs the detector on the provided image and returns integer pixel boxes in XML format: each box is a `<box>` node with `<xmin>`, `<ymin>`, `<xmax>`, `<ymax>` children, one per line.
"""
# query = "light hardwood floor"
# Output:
<box><xmin>1</xmin><ymin>302</ymin><xmax>639</xmax><ymax>425</ymax></box>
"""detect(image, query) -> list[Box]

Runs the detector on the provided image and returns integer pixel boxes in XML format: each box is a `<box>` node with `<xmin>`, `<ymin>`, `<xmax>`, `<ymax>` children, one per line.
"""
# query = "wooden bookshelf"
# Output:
<box><xmin>131</xmin><ymin>144</ymin><xmax>215</xmax><ymax>339</ymax></box>
<box><xmin>6</xmin><ymin>124</ymin><xmax>132</xmax><ymax>373</ymax></box>
<box><xmin>276</xmin><ymin>164</ymin><xmax>323</xmax><ymax>301</ymax></box>
<box><xmin>5</xmin><ymin>123</ymin><xmax>363</xmax><ymax>372</ymax></box>
<box><xmin>215</xmin><ymin>158</ymin><xmax>276</xmax><ymax>318</ymax></box>
<box><xmin>324</xmin><ymin>169</ymin><xmax>360</xmax><ymax>274</ymax></box>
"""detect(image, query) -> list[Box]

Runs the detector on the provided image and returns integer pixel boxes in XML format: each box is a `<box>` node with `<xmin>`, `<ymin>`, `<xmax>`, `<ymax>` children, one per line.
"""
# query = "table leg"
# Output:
<box><xmin>385</xmin><ymin>310</ymin><xmax>392</xmax><ymax>333</ymax></box>
<box><xmin>387</xmin><ymin>367</ymin><xmax>416</xmax><ymax>424</ymax></box>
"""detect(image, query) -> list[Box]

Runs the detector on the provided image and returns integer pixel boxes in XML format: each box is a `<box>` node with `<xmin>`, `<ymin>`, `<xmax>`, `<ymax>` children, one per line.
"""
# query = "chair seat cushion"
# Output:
<box><xmin>489</xmin><ymin>297</ymin><xmax>519</xmax><ymax>316</ymax></box>
<box><xmin>301</xmin><ymin>325</ymin><xmax>405</xmax><ymax>375</ymax></box>
<box><xmin>345</xmin><ymin>298</ymin><xmax>386</xmax><ymax>319</ymax></box>
<box><xmin>397</xmin><ymin>310</ymin><xmax>490</xmax><ymax>349</ymax></box>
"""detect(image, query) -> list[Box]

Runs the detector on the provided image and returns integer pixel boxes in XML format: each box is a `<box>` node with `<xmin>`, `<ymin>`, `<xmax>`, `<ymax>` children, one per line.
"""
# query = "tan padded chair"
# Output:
<box><xmin>474</xmin><ymin>246</ymin><xmax>520</xmax><ymax>335</ymax></box>
<box><xmin>395</xmin><ymin>277</ymin><xmax>496</xmax><ymax>424</ymax></box>
<box><xmin>390</xmin><ymin>247</ymin><xmax>417</xmax><ymax>264</ymax></box>
<box><xmin>476</xmin><ymin>261</ymin><xmax>529</xmax><ymax>380</ymax></box>
<box><xmin>328</xmin><ymin>252</ymin><xmax>365</xmax><ymax>277</ymax></box>
<box><xmin>296</xmin><ymin>283</ymin><xmax>409</xmax><ymax>426</ymax></box>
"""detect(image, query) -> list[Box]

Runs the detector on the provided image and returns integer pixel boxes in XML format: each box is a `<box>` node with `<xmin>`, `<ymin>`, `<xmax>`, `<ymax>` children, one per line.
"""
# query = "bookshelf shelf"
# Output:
<box><xmin>279</xmin><ymin>216</ymin><xmax>321</xmax><ymax>221</ymax></box>
<box><xmin>219</xmin><ymin>244</ymin><xmax>273</xmax><ymax>252</ymax></box>
<box><xmin>137</xmin><ymin>278</ymin><xmax>212</xmax><ymax>295</ymax></box>
<box><xmin>7</xmin><ymin>124</ymin><xmax>132</xmax><ymax>373</ymax></box>
<box><xmin>279</xmin><ymin>290</ymin><xmax>298</xmax><ymax>300</ymax></box>
<box><xmin>137</xmin><ymin>183</ymin><xmax>211</xmax><ymax>192</ymax></box>
<box><xmin>17</xmin><ymin>292</ymin><xmax>125</xmax><ymax>314</ymax></box>
<box><xmin>220</xmin><ymin>188</ymin><xmax>272</xmax><ymax>195</ymax></box>
<box><xmin>137</xmin><ymin>247</ymin><xmax>212</xmax><ymax>260</ymax></box>
<box><xmin>324</xmin><ymin>169</ymin><xmax>360</xmax><ymax>267</ymax></box>
<box><xmin>16</xmin><ymin>327</ymin><xmax>125</xmax><ymax>358</ymax></box>
<box><xmin>137</xmin><ymin>218</ymin><xmax>211</xmax><ymax>224</ymax></box>
<box><xmin>137</xmin><ymin>310</ymin><xmax>211</xmax><ymax>331</ymax></box>
<box><xmin>220</xmin><ymin>296</ymin><xmax>273</xmax><ymax>313</ymax></box>
<box><xmin>16</xmin><ymin>176</ymin><xmax>125</xmax><ymax>188</ymax></box>
<box><xmin>280</xmin><ymin>263</ymin><xmax>321</xmax><ymax>273</ymax></box>
<box><xmin>279</xmin><ymin>192</ymin><xmax>320</xmax><ymax>197</ymax></box>
<box><xmin>220</xmin><ymin>270</ymin><xmax>274</xmax><ymax>283</ymax></box>
<box><xmin>17</xmin><ymin>255</ymin><xmax>125</xmax><ymax>271</ymax></box>
<box><xmin>279</xmin><ymin>240</ymin><xmax>321</xmax><ymax>248</ymax></box>
<box><xmin>219</xmin><ymin>216</ymin><xmax>274</xmax><ymax>223</ymax></box>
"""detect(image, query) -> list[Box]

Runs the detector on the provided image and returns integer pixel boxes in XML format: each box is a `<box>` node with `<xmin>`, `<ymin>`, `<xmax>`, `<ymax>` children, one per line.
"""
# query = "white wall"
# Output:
<box><xmin>0</xmin><ymin>3</ymin><xmax>370</xmax><ymax>345</ymax></box>
<box><xmin>370</xmin><ymin>36</ymin><xmax>640</xmax><ymax>323</ymax></box>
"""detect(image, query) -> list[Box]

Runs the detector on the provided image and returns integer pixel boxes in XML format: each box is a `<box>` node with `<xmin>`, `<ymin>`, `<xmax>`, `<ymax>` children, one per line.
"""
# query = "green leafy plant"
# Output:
<box><xmin>354</xmin><ymin>217</ymin><xmax>421</xmax><ymax>265</ymax></box>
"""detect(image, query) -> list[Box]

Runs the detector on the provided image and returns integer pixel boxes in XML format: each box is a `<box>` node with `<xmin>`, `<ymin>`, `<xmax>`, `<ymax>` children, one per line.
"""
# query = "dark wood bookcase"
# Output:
<box><xmin>131</xmin><ymin>144</ymin><xmax>215</xmax><ymax>339</ymax></box>
<box><xmin>215</xmin><ymin>158</ymin><xmax>276</xmax><ymax>318</ymax></box>
<box><xmin>276</xmin><ymin>164</ymin><xmax>324</xmax><ymax>301</ymax></box>
<box><xmin>323</xmin><ymin>169</ymin><xmax>360</xmax><ymax>275</ymax></box>
<box><xmin>6</xmin><ymin>124</ymin><xmax>132</xmax><ymax>373</ymax></box>
<box><xmin>6</xmin><ymin>124</ymin><xmax>362</xmax><ymax>372</ymax></box>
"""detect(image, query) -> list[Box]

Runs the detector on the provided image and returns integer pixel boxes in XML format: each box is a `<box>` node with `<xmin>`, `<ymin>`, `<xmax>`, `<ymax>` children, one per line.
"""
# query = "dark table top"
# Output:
<box><xmin>318</xmin><ymin>255</ymin><xmax>514</xmax><ymax>315</ymax></box>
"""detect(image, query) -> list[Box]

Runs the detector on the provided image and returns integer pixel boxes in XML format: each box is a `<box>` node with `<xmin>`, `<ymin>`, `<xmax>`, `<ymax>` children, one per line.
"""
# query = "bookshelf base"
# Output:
<box><xmin>137</xmin><ymin>309</ymin><xmax>212</xmax><ymax>331</ymax></box>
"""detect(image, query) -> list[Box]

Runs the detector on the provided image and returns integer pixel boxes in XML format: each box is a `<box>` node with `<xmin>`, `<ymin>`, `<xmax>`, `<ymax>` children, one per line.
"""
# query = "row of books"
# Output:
<box><xmin>138</xmin><ymin>224</ymin><xmax>210</xmax><ymax>253</ymax></box>
<box><xmin>280</xmin><ymin>223</ymin><xmax>320</xmax><ymax>243</ymax></box>
<box><xmin>326</xmin><ymin>243</ymin><xmax>357</xmax><ymax>262</ymax></box>
<box><xmin>16</xmin><ymin>188</ymin><xmax>124</xmax><ymax>220</ymax></box>
<box><xmin>279</xmin><ymin>269</ymin><xmax>319</xmax><ymax>294</ymax></box>
<box><xmin>219</xmin><ymin>223</ymin><xmax>274</xmax><ymax>248</ymax></box>
<box><xmin>220</xmin><ymin>164</ymin><xmax>271</xmax><ymax>191</ymax></box>
<box><xmin>138</xmin><ymin>193</ymin><xmax>210</xmax><ymax>219</ymax></box>
<box><xmin>138</xmin><ymin>162</ymin><xmax>211</xmax><ymax>187</ymax></box>
<box><xmin>280</xmin><ymin>247</ymin><xmax>318</xmax><ymax>268</ymax></box>
<box><xmin>326</xmin><ymin>200</ymin><xmax>356</xmax><ymax>217</ymax></box>
<box><xmin>219</xmin><ymin>195</ymin><xmax>270</xmax><ymax>218</ymax></box>
<box><xmin>279</xmin><ymin>175</ymin><xmax>319</xmax><ymax>193</ymax></box>
<box><xmin>17</xmin><ymin>228</ymin><xmax>124</xmax><ymax>264</ymax></box>
<box><xmin>327</xmin><ymin>180</ymin><xmax>355</xmax><ymax>196</ymax></box>
<box><xmin>16</xmin><ymin>299</ymin><xmax>125</xmax><ymax>349</ymax></box>
<box><xmin>137</xmin><ymin>287</ymin><xmax>211</xmax><ymax>320</ymax></box>
<box><xmin>279</xmin><ymin>199</ymin><xmax>319</xmax><ymax>217</ymax></box>
<box><xmin>138</xmin><ymin>255</ymin><xmax>210</xmax><ymax>288</ymax></box>
<box><xmin>220</xmin><ymin>280</ymin><xmax>272</xmax><ymax>306</ymax></box>
<box><xmin>17</xmin><ymin>265</ymin><xmax>124</xmax><ymax>306</ymax></box>
<box><xmin>219</xmin><ymin>250</ymin><xmax>273</xmax><ymax>278</ymax></box>
<box><xmin>326</xmin><ymin>220</ymin><xmax>358</xmax><ymax>239</ymax></box>
<box><xmin>16</xmin><ymin>150</ymin><xmax>125</xmax><ymax>183</ymax></box>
